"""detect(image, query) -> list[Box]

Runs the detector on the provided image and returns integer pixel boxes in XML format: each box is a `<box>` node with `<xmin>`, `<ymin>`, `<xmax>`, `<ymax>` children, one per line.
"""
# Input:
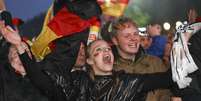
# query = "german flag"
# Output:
<box><xmin>97</xmin><ymin>0</ymin><xmax>129</xmax><ymax>17</ymax></box>
<box><xmin>31</xmin><ymin>5</ymin><xmax>99</xmax><ymax>60</ymax></box>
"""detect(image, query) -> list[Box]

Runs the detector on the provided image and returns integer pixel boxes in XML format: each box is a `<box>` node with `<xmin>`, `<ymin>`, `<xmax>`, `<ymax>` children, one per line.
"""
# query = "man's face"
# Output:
<box><xmin>140</xmin><ymin>36</ymin><xmax>152</xmax><ymax>49</ymax></box>
<box><xmin>147</xmin><ymin>24</ymin><xmax>161</xmax><ymax>36</ymax></box>
<box><xmin>87</xmin><ymin>40</ymin><xmax>114</xmax><ymax>75</ymax></box>
<box><xmin>112</xmin><ymin>25</ymin><xmax>140</xmax><ymax>57</ymax></box>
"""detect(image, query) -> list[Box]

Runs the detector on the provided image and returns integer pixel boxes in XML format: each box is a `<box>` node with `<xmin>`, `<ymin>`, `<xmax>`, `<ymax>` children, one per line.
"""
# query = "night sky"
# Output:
<box><xmin>5</xmin><ymin>0</ymin><xmax>201</xmax><ymax>23</ymax></box>
<box><xmin>135</xmin><ymin>0</ymin><xmax>201</xmax><ymax>23</ymax></box>
<box><xmin>5</xmin><ymin>0</ymin><xmax>52</xmax><ymax>21</ymax></box>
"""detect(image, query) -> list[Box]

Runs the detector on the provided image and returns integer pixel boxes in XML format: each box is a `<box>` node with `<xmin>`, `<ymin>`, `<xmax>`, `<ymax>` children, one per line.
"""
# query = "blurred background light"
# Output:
<box><xmin>163</xmin><ymin>22</ymin><xmax>171</xmax><ymax>30</ymax></box>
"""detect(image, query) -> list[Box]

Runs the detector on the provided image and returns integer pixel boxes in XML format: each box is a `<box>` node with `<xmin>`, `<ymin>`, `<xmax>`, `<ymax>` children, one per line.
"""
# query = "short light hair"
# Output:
<box><xmin>109</xmin><ymin>17</ymin><xmax>138</xmax><ymax>38</ymax></box>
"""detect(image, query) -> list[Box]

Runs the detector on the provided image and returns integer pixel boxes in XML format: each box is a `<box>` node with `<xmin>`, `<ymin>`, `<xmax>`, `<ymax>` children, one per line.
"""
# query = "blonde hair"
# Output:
<box><xmin>109</xmin><ymin>17</ymin><xmax>138</xmax><ymax>38</ymax></box>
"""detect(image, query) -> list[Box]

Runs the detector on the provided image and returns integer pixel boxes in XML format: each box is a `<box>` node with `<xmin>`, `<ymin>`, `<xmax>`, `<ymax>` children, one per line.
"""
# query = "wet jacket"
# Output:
<box><xmin>19</xmin><ymin>51</ymin><xmax>173</xmax><ymax>101</ymax></box>
<box><xmin>18</xmin><ymin>40</ymin><xmax>174</xmax><ymax>101</ymax></box>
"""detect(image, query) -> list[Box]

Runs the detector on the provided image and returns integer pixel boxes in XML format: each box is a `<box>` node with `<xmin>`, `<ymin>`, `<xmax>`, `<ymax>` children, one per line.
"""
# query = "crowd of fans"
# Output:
<box><xmin>0</xmin><ymin>0</ymin><xmax>201</xmax><ymax>101</ymax></box>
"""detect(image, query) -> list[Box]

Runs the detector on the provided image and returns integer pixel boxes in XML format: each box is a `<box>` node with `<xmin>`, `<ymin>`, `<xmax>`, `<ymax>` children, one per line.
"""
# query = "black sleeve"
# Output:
<box><xmin>19</xmin><ymin>52</ymin><xmax>66</xmax><ymax>101</ymax></box>
<box><xmin>141</xmin><ymin>69</ymin><xmax>173</xmax><ymax>93</ymax></box>
<box><xmin>19</xmin><ymin>41</ymin><xmax>81</xmax><ymax>101</ymax></box>
<box><xmin>189</xmin><ymin>30</ymin><xmax>201</xmax><ymax>70</ymax></box>
<box><xmin>0</xmin><ymin>38</ymin><xmax>10</xmax><ymax>64</ymax></box>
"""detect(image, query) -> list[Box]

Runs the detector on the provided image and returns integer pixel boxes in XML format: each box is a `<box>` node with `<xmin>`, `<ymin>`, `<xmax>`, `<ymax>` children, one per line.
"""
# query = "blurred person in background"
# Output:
<box><xmin>0</xmin><ymin>43</ymin><xmax>48</xmax><ymax>101</ymax></box>
<box><xmin>139</xmin><ymin>32</ymin><xmax>152</xmax><ymax>50</ymax></box>
<box><xmin>146</xmin><ymin>23</ymin><xmax>167</xmax><ymax>60</ymax></box>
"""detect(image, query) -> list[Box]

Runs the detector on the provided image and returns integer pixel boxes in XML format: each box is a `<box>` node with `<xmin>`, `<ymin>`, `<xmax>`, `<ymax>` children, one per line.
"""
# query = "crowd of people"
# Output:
<box><xmin>0</xmin><ymin>0</ymin><xmax>201</xmax><ymax>101</ymax></box>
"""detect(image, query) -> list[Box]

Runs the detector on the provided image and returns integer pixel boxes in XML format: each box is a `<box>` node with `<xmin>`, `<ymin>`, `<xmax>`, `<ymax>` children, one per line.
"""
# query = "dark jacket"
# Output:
<box><xmin>0</xmin><ymin>38</ymin><xmax>48</xmax><ymax>101</ymax></box>
<box><xmin>0</xmin><ymin>62</ymin><xmax>48</xmax><ymax>101</ymax></box>
<box><xmin>0</xmin><ymin>38</ymin><xmax>10</xmax><ymax>65</ymax></box>
<box><xmin>178</xmin><ymin>29</ymin><xmax>201</xmax><ymax>101</ymax></box>
<box><xmin>19</xmin><ymin>43</ymin><xmax>174</xmax><ymax>101</ymax></box>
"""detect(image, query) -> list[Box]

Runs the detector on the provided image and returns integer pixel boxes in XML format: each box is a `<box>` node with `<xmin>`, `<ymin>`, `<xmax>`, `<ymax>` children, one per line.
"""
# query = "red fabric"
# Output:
<box><xmin>196</xmin><ymin>17</ymin><xmax>201</xmax><ymax>22</ymax></box>
<box><xmin>22</xmin><ymin>37</ymin><xmax>29</xmax><ymax>42</ymax></box>
<box><xmin>12</xmin><ymin>18</ymin><xmax>24</xmax><ymax>26</ymax></box>
<box><xmin>48</xmin><ymin>7</ymin><xmax>99</xmax><ymax>37</ymax></box>
<box><xmin>48</xmin><ymin>41</ymin><xmax>56</xmax><ymax>51</ymax></box>
<box><xmin>21</xmin><ymin>36</ymin><xmax>31</xmax><ymax>46</ymax></box>
<box><xmin>46</xmin><ymin>7</ymin><xmax>100</xmax><ymax>51</ymax></box>
<box><xmin>87</xmin><ymin>16</ymin><xmax>101</xmax><ymax>27</ymax></box>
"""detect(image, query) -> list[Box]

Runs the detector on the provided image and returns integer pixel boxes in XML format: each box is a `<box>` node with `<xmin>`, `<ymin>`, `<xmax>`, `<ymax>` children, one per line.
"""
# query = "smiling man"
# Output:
<box><xmin>106</xmin><ymin>17</ymin><xmax>172</xmax><ymax>101</ymax></box>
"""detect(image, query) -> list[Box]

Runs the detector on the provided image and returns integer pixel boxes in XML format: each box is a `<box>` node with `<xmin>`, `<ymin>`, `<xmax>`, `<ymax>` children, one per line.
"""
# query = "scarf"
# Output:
<box><xmin>171</xmin><ymin>22</ymin><xmax>201</xmax><ymax>88</ymax></box>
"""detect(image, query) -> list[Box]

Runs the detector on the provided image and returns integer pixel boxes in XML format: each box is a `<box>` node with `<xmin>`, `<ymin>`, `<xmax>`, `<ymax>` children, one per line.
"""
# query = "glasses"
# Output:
<box><xmin>94</xmin><ymin>47</ymin><xmax>112</xmax><ymax>53</ymax></box>
<box><xmin>96</xmin><ymin>47</ymin><xmax>111</xmax><ymax>52</ymax></box>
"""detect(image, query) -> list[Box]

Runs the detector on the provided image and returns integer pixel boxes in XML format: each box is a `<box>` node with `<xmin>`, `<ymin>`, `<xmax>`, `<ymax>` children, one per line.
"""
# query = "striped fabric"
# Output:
<box><xmin>97</xmin><ymin>0</ymin><xmax>129</xmax><ymax>17</ymax></box>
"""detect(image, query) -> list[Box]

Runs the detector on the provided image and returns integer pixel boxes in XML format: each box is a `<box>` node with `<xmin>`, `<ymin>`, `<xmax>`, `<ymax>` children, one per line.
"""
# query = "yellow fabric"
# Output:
<box><xmin>25</xmin><ymin>40</ymin><xmax>33</xmax><ymax>46</ymax></box>
<box><xmin>87</xmin><ymin>25</ymin><xmax>100</xmax><ymax>45</ymax></box>
<box><xmin>31</xmin><ymin>6</ymin><xmax>61</xmax><ymax>60</ymax></box>
<box><xmin>90</xmin><ymin>25</ymin><xmax>100</xmax><ymax>33</ymax></box>
<box><xmin>101</xmin><ymin>3</ymin><xmax>127</xmax><ymax>17</ymax></box>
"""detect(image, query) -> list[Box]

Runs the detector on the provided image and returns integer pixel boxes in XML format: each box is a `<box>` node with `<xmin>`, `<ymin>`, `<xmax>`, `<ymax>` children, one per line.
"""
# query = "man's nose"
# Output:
<box><xmin>129</xmin><ymin>35</ymin><xmax>137</xmax><ymax>41</ymax></box>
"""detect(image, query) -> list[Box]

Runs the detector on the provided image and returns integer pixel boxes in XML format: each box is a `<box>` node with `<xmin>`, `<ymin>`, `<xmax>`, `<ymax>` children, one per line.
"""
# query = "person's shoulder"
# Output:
<box><xmin>143</xmin><ymin>54</ymin><xmax>164</xmax><ymax>65</ymax></box>
<box><xmin>154</xmin><ymin>35</ymin><xmax>167</xmax><ymax>41</ymax></box>
<box><xmin>143</xmin><ymin>54</ymin><xmax>161</xmax><ymax>61</ymax></box>
<box><xmin>71</xmin><ymin>69</ymin><xmax>89</xmax><ymax>78</ymax></box>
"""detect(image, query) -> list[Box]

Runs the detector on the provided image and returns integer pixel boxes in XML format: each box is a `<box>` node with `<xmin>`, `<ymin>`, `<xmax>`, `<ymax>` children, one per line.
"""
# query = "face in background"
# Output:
<box><xmin>147</xmin><ymin>24</ymin><xmax>162</xmax><ymax>36</ymax></box>
<box><xmin>74</xmin><ymin>42</ymin><xmax>86</xmax><ymax>67</ymax></box>
<box><xmin>140</xmin><ymin>35</ymin><xmax>152</xmax><ymax>50</ymax></box>
<box><xmin>8</xmin><ymin>46</ymin><xmax>26</xmax><ymax>76</ymax></box>
<box><xmin>87</xmin><ymin>40</ymin><xmax>114</xmax><ymax>75</ymax></box>
<box><xmin>112</xmin><ymin>24</ymin><xmax>140</xmax><ymax>59</ymax></box>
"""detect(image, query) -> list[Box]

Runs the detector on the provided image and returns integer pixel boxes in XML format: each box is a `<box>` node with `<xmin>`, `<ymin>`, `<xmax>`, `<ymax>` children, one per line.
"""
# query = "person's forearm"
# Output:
<box><xmin>142</xmin><ymin>70</ymin><xmax>172</xmax><ymax>92</ymax></box>
<box><xmin>16</xmin><ymin>42</ymin><xmax>26</xmax><ymax>54</ymax></box>
<box><xmin>18</xmin><ymin>52</ymin><xmax>58</xmax><ymax>97</ymax></box>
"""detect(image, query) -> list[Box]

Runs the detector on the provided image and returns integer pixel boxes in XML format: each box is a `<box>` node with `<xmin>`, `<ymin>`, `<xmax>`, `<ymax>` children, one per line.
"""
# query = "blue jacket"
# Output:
<box><xmin>146</xmin><ymin>35</ymin><xmax>167</xmax><ymax>59</ymax></box>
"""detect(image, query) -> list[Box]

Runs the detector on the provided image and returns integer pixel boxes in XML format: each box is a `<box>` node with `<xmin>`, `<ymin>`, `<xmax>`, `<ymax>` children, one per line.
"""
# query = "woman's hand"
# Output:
<box><xmin>0</xmin><ymin>20</ymin><xmax>22</xmax><ymax>46</ymax></box>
